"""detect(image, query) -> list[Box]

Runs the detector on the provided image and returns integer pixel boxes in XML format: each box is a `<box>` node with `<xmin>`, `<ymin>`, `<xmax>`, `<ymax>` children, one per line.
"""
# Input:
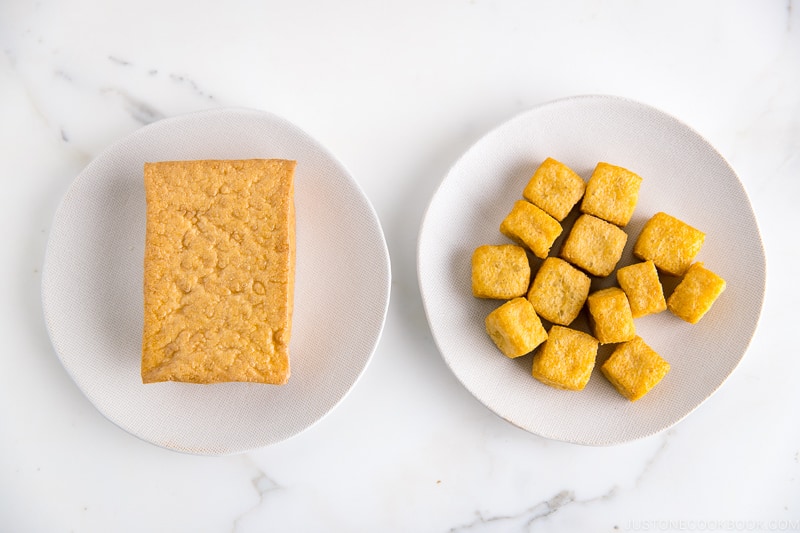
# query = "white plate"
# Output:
<box><xmin>418</xmin><ymin>95</ymin><xmax>765</xmax><ymax>446</ymax></box>
<box><xmin>42</xmin><ymin>108</ymin><xmax>391</xmax><ymax>455</ymax></box>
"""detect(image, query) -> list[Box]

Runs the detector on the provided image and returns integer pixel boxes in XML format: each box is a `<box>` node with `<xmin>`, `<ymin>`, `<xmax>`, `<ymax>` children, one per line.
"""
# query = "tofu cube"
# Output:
<box><xmin>633</xmin><ymin>212</ymin><xmax>705</xmax><ymax>276</ymax></box>
<box><xmin>500</xmin><ymin>200</ymin><xmax>563</xmax><ymax>259</ymax></box>
<box><xmin>485</xmin><ymin>297</ymin><xmax>548</xmax><ymax>358</ymax></box>
<box><xmin>532</xmin><ymin>325</ymin><xmax>599</xmax><ymax>391</ymax></box>
<box><xmin>580</xmin><ymin>162</ymin><xmax>642</xmax><ymax>227</ymax></box>
<box><xmin>522</xmin><ymin>157</ymin><xmax>586</xmax><ymax>221</ymax></box>
<box><xmin>527</xmin><ymin>257</ymin><xmax>591</xmax><ymax>326</ymax></box>
<box><xmin>667</xmin><ymin>262</ymin><xmax>726</xmax><ymax>324</ymax></box>
<box><xmin>601</xmin><ymin>336</ymin><xmax>670</xmax><ymax>401</ymax></box>
<box><xmin>560</xmin><ymin>214</ymin><xmax>628</xmax><ymax>277</ymax></box>
<box><xmin>586</xmin><ymin>287</ymin><xmax>636</xmax><ymax>344</ymax></box>
<box><xmin>616</xmin><ymin>260</ymin><xmax>667</xmax><ymax>318</ymax></box>
<box><xmin>472</xmin><ymin>244</ymin><xmax>531</xmax><ymax>299</ymax></box>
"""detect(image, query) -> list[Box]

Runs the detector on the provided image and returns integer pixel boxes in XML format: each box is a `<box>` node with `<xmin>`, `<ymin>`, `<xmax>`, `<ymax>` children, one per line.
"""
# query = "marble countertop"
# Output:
<box><xmin>2</xmin><ymin>1</ymin><xmax>798</xmax><ymax>531</ymax></box>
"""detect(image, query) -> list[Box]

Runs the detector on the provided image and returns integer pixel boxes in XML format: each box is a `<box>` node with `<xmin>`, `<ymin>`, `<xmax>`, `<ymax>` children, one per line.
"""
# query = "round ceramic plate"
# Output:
<box><xmin>42</xmin><ymin>108</ymin><xmax>391</xmax><ymax>455</ymax></box>
<box><xmin>418</xmin><ymin>95</ymin><xmax>765</xmax><ymax>446</ymax></box>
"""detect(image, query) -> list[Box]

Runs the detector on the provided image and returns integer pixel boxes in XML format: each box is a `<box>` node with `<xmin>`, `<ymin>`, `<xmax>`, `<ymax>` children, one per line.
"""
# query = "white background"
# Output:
<box><xmin>1</xmin><ymin>1</ymin><xmax>798</xmax><ymax>531</ymax></box>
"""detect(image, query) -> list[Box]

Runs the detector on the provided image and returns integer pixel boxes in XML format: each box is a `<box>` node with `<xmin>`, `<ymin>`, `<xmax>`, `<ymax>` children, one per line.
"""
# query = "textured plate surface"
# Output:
<box><xmin>418</xmin><ymin>95</ymin><xmax>765</xmax><ymax>445</ymax></box>
<box><xmin>42</xmin><ymin>108</ymin><xmax>391</xmax><ymax>455</ymax></box>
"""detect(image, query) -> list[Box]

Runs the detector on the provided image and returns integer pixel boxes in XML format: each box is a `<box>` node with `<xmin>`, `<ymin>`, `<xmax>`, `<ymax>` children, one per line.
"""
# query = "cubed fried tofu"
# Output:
<box><xmin>616</xmin><ymin>260</ymin><xmax>667</xmax><ymax>318</ymax></box>
<box><xmin>499</xmin><ymin>200</ymin><xmax>563</xmax><ymax>259</ymax></box>
<box><xmin>601</xmin><ymin>336</ymin><xmax>670</xmax><ymax>401</ymax></box>
<box><xmin>586</xmin><ymin>287</ymin><xmax>636</xmax><ymax>344</ymax></box>
<box><xmin>485</xmin><ymin>297</ymin><xmax>548</xmax><ymax>358</ymax></box>
<box><xmin>472</xmin><ymin>244</ymin><xmax>531</xmax><ymax>299</ymax></box>
<box><xmin>522</xmin><ymin>157</ymin><xmax>586</xmax><ymax>221</ymax></box>
<box><xmin>633</xmin><ymin>212</ymin><xmax>705</xmax><ymax>276</ymax></box>
<box><xmin>560</xmin><ymin>214</ymin><xmax>628</xmax><ymax>277</ymax></box>
<box><xmin>527</xmin><ymin>257</ymin><xmax>591</xmax><ymax>326</ymax></box>
<box><xmin>580</xmin><ymin>162</ymin><xmax>642</xmax><ymax>227</ymax></box>
<box><xmin>532</xmin><ymin>325</ymin><xmax>599</xmax><ymax>391</ymax></box>
<box><xmin>667</xmin><ymin>262</ymin><xmax>726</xmax><ymax>324</ymax></box>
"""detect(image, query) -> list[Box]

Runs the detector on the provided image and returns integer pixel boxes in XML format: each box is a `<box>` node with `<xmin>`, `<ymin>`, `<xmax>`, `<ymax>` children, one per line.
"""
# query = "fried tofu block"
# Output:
<box><xmin>633</xmin><ymin>212</ymin><xmax>705</xmax><ymax>276</ymax></box>
<box><xmin>527</xmin><ymin>257</ymin><xmax>591</xmax><ymax>326</ymax></box>
<box><xmin>616</xmin><ymin>260</ymin><xmax>667</xmax><ymax>318</ymax></box>
<box><xmin>580</xmin><ymin>162</ymin><xmax>642</xmax><ymax>227</ymax></box>
<box><xmin>586</xmin><ymin>287</ymin><xmax>636</xmax><ymax>344</ymax></box>
<box><xmin>500</xmin><ymin>200</ymin><xmax>563</xmax><ymax>259</ymax></box>
<box><xmin>522</xmin><ymin>157</ymin><xmax>586</xmax><ymax>221</ymax></box>
<box><xmin>667</xmin><ymin>262</ymin><xmax>726</xmax><ymax>324</ymax></box>
<box><xmin>142</xmin><ymin>159</ymin><xmax>296</xmax><ymax>385</ymax></box>
<box><xmin>532</xmin><ymin>325</ymin><xmax>599</xmax><ymax>391</ymax></box>
<box><xmin>560</xmin><ymin>214</ymin><xmax>628</xmax><ymax>277</ymax></box>
<box><xmin>485</xmin><ymin>298</ymin><xmax>548</xmax><ymax>358</ymax></box>
<box><xmin>601</xmin><ymin>336</ymin><xmax>670</xmax><ymax>401</ymax></box>
<box><xmin>472</xmin><ymin>244</ymin><xmax>531</xmax><ymax>299</ymax></box>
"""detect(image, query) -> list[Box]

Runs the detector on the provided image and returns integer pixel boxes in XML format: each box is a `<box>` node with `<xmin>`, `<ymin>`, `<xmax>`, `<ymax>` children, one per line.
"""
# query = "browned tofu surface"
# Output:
<box><xmin>142</xmin><ymin>159</ymin><xmax>296</xmax><ymax>384</ymax></box>
<box><xmin>532</xmin><ymin>325</ymin><xmax>599</xmax><ymax>391</ymax></box>
<box><xmin>527</xmin><ymin>257</ymin><xmax>591</xmax><ymax>326</ymax></box>
<box><xmin>472</xmin><ymin>244</ymin><xmax>531</xmax><ymax>299</ymax></box>
<box><xmin>633</xmin><ymin>212</ymin><xmax>705</xmax><ymax>276</ymax></box>
<box><xmin>616</xmin><ymin>260</ymin><xmax>667</xmax><ymax>318</ymax></box>
<box><xmin>601</xmin><ymin>336</ymin><xmax>670</xmax><ymax>401</ymax></box>
<box><xmin>522</xmin><ymin>157</ymin><xmax>586</xmax><ymax>221</ymax></box>
<box><xmin>560</xmin><ymin>214</ymin><xmax>628</xmax><ymax>277</ymax></box>
<box><xmin>500</xmin><ymin>200</ymin><xmax>563</xmax><ymax>259</ymax></box>
<box><xmin>667</xmin><ymin>262</ymin><xmax>726</xmax><ymax>324</ymax></box>
<box><xmin>586</xmin><ymin>287</ymin><xmax>636</xmax><ymax>344</ymax></box>
<box><xmin>580</xmin><ymin>162</ymin><xmax>642</xmax><ymax>227</ymax></box>
<box><xmin>485</xmin><ymin>297</ymin><xmax>548</xmax><ymax>358</ymax></box>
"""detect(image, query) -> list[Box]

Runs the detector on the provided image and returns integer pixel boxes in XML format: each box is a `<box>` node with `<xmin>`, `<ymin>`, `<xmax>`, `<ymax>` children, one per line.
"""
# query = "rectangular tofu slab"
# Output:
<box><xmin>142</xmin><ymin>159</ymin><xmax>296</xmax><ymax>384</ymax></box>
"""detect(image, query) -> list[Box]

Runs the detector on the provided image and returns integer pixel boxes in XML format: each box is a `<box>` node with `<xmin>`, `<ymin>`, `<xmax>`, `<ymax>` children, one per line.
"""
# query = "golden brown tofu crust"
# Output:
<box><xmin>472</xmin><ymin>244</ymin><xmax>531</xmax><ymax>299</ymax></box>
<box><xmin>616</xmin><ymin>260</ymin><xmax>667</xmax><ymax>318</ymax></box>
<box><xmin>587</xmin><ymin>287</ymin><xmax>636</xmax><ymax>344</ymax></box>
<box><xmin>580</xmin><ymin>162</ymin><xmax>642</xmax><ymax>227</ymax></box>
<box><xmin>532</xmin><ymin>326</ymin><xmax>599</xmax><ymax>391</ymax></box>
<box><xmin>560</xmin><ymin>214</ymin><xmax>628</xmax><ymax>277</ymax></box>
<box><xmin>633</xmin><ymin>212</ymin><xmax>705</xmax><ymax>276</ymax></box>
<box><xmin>667</xmin><ymin>262</ymin><xmax>726</xmax><ymax>324</ymax></box>
<box><xmin>522</xmin><ymin>157</ymin><xmax>586</xmax><ymax>221</ymax></box>
<box><xmin>499</xmin><ymin>200</ymin><xmax>563</xmax><ymax>259</ymax></box>
<box><xmin>142</xmin><ymin>159</ymin><xmax>296</xmax><ymax>384</ymax></box>
<box><xmin>601</xmin><ymin>336</ymin><xmax>670</xmax><ymax>401</ymax></box>
<box><xmin>485</xmin><ymin>298</ymin><xmax>548</xmax><ymax>358</ymax></box>
<box><xmin>527</xmin><ymin>257</ymin><xmax>591</xmax><ymax>326</ymax></box>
